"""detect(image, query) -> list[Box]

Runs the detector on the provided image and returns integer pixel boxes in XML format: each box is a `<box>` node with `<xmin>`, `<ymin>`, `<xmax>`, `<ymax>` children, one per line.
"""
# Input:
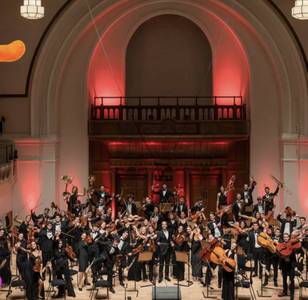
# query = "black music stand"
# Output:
<box><xmin>256</xmin><ymin>262</ymin><xmax>271</xmax><ymax>298</ymax></box>
<box><xmin>139</xmin><ymin>251</ymin><xmax>154</xmax><ymax>288</ymax></box>
<box><xmin>174</xmin><ymin>251</ymin><xmax>193</xmax><ymax>287</ymax></box>
<box><xmin>202</xmin><ymin>262</ymin><xmax>216</xmax><ymax>299</ymax></box>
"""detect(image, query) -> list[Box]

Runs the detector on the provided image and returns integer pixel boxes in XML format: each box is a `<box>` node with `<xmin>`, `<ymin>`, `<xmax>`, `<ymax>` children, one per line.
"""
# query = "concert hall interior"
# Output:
<box><xmin>0</xmin><ymin>1</ymin><xmax>308</xmax><ymax>300</ymax></box>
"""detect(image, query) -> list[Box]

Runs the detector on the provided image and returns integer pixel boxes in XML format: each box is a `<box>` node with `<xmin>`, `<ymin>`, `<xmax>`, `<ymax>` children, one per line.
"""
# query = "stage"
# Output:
<box><xmin>1</xmin><ymin>257</ymin><xmax>305</xmax><ymax>300</ymax></box>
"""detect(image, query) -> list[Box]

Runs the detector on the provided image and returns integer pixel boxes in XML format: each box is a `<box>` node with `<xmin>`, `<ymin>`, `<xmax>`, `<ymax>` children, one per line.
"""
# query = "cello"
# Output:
<box><xmin>257</xmin><ymin>232</ymin><xmax>276</xmax><ymax>254</ymax></box>
<box><xmin>200</xmin><ymin>238</ymin><xmax>221</xmax><ymax>262</ymax></box>
<box><xmin>209</xmin><ymin>246</ymin><xmax>236</xmax><ymax>272</ymax></box>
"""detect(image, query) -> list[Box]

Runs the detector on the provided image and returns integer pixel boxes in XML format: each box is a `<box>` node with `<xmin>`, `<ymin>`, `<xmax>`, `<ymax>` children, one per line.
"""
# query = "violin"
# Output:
<box><xmin>65</xmin><ymin>245</ymin><xmax>76</xmax><ymax>260</ymax></box>
<box><xmin>257</xmin><ymin>232</ymin><xmax>276</xmax><ymax>254</ymax></box>
<box><xmin>132</xmin><ymin>243</ymin><xmax>144</xmax><ymax>254</ymax></box>
<box><xmin>200</xmin><ymin>238</ymin><xmax>221</xmax><ymax>262</ymax></box>
<box><xmin>174</xmin><ymin>233</ymin><xmax>186</xmax><ymax>246</ymax></box>
<box><xmin>85</xmin><ymin>235</ymin><xmax>93</xmax><ymax>244</ymax></box>
<box><xmin>209</xmin><ymin>246</ymin><xmax>236</xmax><ymax>272</ymax></box>
<box><xmin>33</xmin><ymin>256</ymin><xmax>42</xmax><ymax>273</ymax></box>
<box><xmin>276</xmin><ymin>238</ymin><xmax>302</xmax><ymax>258</ymax></box>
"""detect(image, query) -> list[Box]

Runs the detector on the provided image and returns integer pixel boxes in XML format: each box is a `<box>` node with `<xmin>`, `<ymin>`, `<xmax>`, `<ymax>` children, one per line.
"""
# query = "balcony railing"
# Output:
<box><xmin>90</xmin><ymin>96</ymin><xmax>246</xmax><ymax>121</ymax></box>
<box><xmin>0</xmin><ymin>140</ymin><xmax>15</xmax><ymax>182</ymax></box>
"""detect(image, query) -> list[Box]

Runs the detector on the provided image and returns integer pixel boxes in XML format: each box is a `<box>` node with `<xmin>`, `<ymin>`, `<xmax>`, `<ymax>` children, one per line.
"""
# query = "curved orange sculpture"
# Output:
<box><xmin>0</xmin><ymin>40</ymin><xmax>26</xmax><ymax>62</ymax></box>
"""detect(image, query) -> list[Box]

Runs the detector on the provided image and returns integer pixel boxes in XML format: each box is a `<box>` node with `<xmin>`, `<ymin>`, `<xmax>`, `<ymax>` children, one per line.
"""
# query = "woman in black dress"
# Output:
<box><xmin>190</xmin><ymin>227</ymin><xmax>203</xmax><ymax>281</ymax></box>
<box><xmin>172</xmin><ymin>225</ymin><xmax>187</xmax><ymax>281</ymax></box>
<box><xmin>53</xmin><ymin>239</ymin><xmax>76</xmax><ymax>297</ymax></box>
<box><xmin>77</xmin><ymin>232</ymin><xmax>89</xmax><ymax>291</ymax></box>
<box><xmin>221</xmin><ymin>242</ymin><xmax>237</xmax><ymax>300</ymax></box>
<box><xmin>217</xmin><ymin>185</ymin><xmax>227</xmax><ymax>210</ymax></box>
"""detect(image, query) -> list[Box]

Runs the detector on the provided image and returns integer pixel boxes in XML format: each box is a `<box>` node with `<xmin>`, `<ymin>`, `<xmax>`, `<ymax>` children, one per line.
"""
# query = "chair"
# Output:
<box><xmin>90</xmin><ymin>279</ymin><xmax>111</xmax><ymax>300</ymax></box>
<box><xmin>299</xmin><ymin>279</ymin><xmax>308</xmax><ymax>299</ymax></box>
<box><xmin>235</xmin><ymin>274</ymin><xmax>256</xmax><ymax>300</ymax></box>
<box><xmin>5</xmin><ymin>279</ymin><xmax>25</xmax><ymax>299</ymax></box>
<box><xmin>45</xmin><ymin>276</ymin><xmax>66</xmax><ymax>300</ymax></box>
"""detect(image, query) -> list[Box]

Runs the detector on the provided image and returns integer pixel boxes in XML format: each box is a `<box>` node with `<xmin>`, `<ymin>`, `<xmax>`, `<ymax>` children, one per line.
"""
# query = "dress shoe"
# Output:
<box><xmin>158</xmin><ymin>278</ymin><xmax>162</xmax><ymax>283</ymax></box>
<box><xmin>165</xmin><ymin>277</ymin><xmax>171</xmax><ymax>281</ymax></box>
<box><xmin>263</xmin><ymin>280</ymin><xmax>268</xmax><ymax>287</ymax></box>
<box><xmin>109</xmin><ymin>287</ymin><xmax>115</xmax><ymax>294</ymax></box>
<box><xmin>120</xmin><ymin>281</ymin><xmax>125</xmax><ymax>287</ymax></box>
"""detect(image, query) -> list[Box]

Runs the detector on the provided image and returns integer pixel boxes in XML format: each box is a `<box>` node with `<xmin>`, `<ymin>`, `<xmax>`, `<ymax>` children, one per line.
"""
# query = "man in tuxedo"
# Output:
<box><xmin>248</xmin><ymin>222</ymin><xmax>264</xmax><ymax>278</ymax></box>
<box><xmin>173</xmin><ymin>196</ymin><xmax>188</xmax><ymax>216</ymax></box>
<box><xmin>117</xmin><ymin>231</ymin><xmax>131</xmax><ymax>286</ymax></box>
<box><xmin>241</xmin><ymin>178</ymin><xmax>256</xmax><ymax>215</ymax></box>
<box><xmin>96</xmin><ymin>185</ymin><xmax>110</xmax><ymax>204</ymax></box>
<box><xmin>125</xmin><ymin>195</ymin><xmax>138</xmax><ymax>216</ymax></box>
<box><xmin>232</xmin><ymin>193</ymin><xmax>243</xmax><ymax>221</ymax></box>
<box><xmin>157</xmin><ymin>221</ymin><xmax>172</xmax><ymax>282</ymax></box>
<box><xmin>143</xmin><ymin>196</ymin><xmax>155</xmax><ymax>220</ymax></box>
<box><xmin>207</xmin><ymin>212</ymin><xmax>222</xmax><ymax>238</ymax></box>
<box><xmin>253</xmin><ymin>197</ymin><xmax>265</xmax><ymax>216</ymax></box>
<box><xmin>262</xmin><ymin>184</ymin><xmax>280</xmax><ymax>214</ymax></box>
<box><xmin>153</xmin><ymin>183</ymin><xmax>174</xmax><ymax>203</ymax></box>
<box><xmin>277</xmin><ymin>210</ymin><xmax>297</xmax><ymax>235</ymax></box>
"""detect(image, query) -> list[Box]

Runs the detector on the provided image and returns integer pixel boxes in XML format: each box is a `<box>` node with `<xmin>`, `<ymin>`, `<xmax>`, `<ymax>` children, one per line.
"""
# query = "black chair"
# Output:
<box><xmin>5</xmin><ymin>279</ymin><xmax>25</xmax><ymax>299</ymax></box>
<box><xmin>90</xmin><ymin>279</ymin><xmax>111</xmax><ymax>300</ymax></box>
<box><xmin>45</xmin><ymin>276</ymin><xmax>66</xmax><ymax>300</ymax></box>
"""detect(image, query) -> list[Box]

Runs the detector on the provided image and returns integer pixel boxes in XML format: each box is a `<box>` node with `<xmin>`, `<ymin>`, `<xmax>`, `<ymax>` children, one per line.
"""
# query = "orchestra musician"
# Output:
<box><xmin>157</xmin><ymin>221</ymin><xmax>172</xmax><ymax>282</ymax></box>
<box><xmin>152</xmin><ymin>183</ymin><xmax>174</xmax><ymax>203</ymax></box>
<box><xmin>0</xmin><ymin>172</ymin><xmax>307</xmax><ymax>300</ymax></box>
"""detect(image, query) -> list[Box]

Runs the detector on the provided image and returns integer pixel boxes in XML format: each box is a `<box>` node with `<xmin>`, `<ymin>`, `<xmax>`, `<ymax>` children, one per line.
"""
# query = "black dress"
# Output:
<box><xmin>77</xmin><ymin>240</ymin><xmax>89</xmax><ymax>272</ymax></box>
<box><xmin>0</xmin><ymin>245</ymin><xmax>11</xmax><ymax>286</ymax></box>
<box><xmin>127</xmin><ymin>239</ymin><xmax>142</xmax><ymax>281</ymax></box>
<box><xmin>191</xmin><ymin>238</ymin><xmax>202</xmax><ymax>278</ymax></box>
<box><xmin>222</xmin><ymin>251</ymin><xmax>235</xmax><ymax>300</ymax></box>
<box><xmin>22</xmin><ymin>254</ymin><xmax>40</xmax><ymax>300</ymax></box>
<box><xmin>172</xmin><ymin>237</ymin><xmax>187</xmax><ymax>281</ymax></box>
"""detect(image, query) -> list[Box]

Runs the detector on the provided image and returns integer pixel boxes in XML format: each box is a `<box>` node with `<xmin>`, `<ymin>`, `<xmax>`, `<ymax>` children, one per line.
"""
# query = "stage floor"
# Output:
<box><xmin>1</xmin><ymin>265</ymin><xmax>306</xmax><ymax>300</ymax></box>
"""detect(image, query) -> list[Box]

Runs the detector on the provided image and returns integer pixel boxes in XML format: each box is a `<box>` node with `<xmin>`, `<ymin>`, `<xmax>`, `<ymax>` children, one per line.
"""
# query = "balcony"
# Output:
<box><xmin>89</xmin><ymin>96</ymin><xmax>249</xmax><ymax>139</ymax></box>
<box><xmin>0</xmin><ymin>140</ymin><xmax>16</xmax><ymax>182</ymax></box>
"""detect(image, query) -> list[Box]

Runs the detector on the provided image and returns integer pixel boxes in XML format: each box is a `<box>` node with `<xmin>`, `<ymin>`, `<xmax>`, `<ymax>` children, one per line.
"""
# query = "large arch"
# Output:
<box><xmin>23</xmin><ymin>0</ymin><xmax>308</xmax><ymax>215</ymax></box>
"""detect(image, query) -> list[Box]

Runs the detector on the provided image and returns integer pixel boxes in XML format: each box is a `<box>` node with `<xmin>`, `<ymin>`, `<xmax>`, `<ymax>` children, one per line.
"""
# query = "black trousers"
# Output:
<box><xmin>252</xmin><ymin>247</ymin><xmax>264</xmax><ymax>276</ymax></box>
<box><xmin>265</xmin><ymin>254</ymin><xmax>279</xmax><ymax>283</ymax></box>
<box><xmin>159</xmin><ymin>251</ymin><xmax>170</xmax><ymax>280</ymax></box>
<box><xmin>281</xmin><ymin>262</ymin><xmax>295</xmax><ymax>297</ymax></box>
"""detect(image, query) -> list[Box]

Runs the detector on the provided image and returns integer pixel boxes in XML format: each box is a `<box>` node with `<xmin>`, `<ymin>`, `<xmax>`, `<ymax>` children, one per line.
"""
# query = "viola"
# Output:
<box><xmin>209</xmin><ymin>246</ymin><xmax>236</xmax><ymax>272</ymax></box>
<box><xmin>257</xmin><ymin>232</ymin><xmax>276</xmax><ymax>254</ymax></box>
<box><xmin>276</xmin><ymin>238</ymin><xmax>302</xmax><ymax>258</ymax></box>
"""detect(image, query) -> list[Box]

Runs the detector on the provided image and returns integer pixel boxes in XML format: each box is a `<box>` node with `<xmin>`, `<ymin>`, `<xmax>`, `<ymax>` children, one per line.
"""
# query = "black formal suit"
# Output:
<box><xmin>241</xmin><ymin>182</ymin><xmax>256</xmax><ymax>206</ymax></box>
<box><xmin>118</xmin><ymin>239</ymin><xmax>132</xmax><ymax>283</ymax></box>
<box><xmin>248</xmin><ymin>230</ymin><xmax>264</xmax><ymax>276</ymax></box>
<box><xmin>277</xmin><ymin>214</ymin><xmax>297</xmax><ymax>235</ymax></box>
<box><xmin>208</xmin><ymin>220</ymin><xmax>222</xmax><ymax>237</ymax></box>
<box><xmin>157</xmin><ymin>229</ymin><xmax>172</xmax><ymax>280</ymax></box>
<box><xmin>155</xmin><ymin>189</ymin><xmax>174</xmax><ymax>203</ymax></box>
<box><xmin>262</xmin><ymin>185</ymin><xmax>279</xmax><ymax>213</ymax></box>
<box><xmin>253</xmin><ymin>202</ymin><xmax>265</xmax><ymax>216</ymax></box>
<box><xmin>173</xmin><ymin>203</ymin><xmax>188</xmax><ymax>216</ymax></box>
<box><xmin>38</xmin><ymin>227</ymin><xmax>55</xmax><ymax>266</ymax></box>
<box><xmin>124</xmin><ymin>202</ymin><xmax>137</xmax><ymax>215</ymax></box>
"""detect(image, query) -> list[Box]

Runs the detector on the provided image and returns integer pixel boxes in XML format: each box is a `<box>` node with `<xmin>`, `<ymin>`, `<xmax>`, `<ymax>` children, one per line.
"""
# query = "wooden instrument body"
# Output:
<box><xmin>209</xmin><ymin>246</ymin><xmax>236</xmax><ymax>272</ymax></box>
<box><xmin>276</xmin><ymin>239</ymin><xmax>302</xmax><ymax>258</ymax></box>
<box><xmin>200</xmin><ymin>238</ymin><xmax>220</xmax><ymax>262</ymax></box>
<box><xmin>257</xmin><ymin>232</ymin><xmax>276</xmax><ymax>254</ymax></box>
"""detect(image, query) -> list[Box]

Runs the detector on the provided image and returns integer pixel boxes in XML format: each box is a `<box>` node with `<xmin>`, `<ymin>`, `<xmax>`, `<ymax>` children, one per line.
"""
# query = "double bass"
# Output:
<box><xmin>200</xmin><ymin>238</ymin><xmax>221</xmax><ymax>262</ymax></box>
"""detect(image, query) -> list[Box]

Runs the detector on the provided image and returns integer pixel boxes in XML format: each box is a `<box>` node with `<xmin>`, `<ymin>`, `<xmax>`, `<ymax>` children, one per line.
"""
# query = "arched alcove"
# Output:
<box><xmin>26</xmin><ymin>0</ymin><xmax>308</xmax><ymax>215</ymax></box>
<box><xmin>126</xmin><ymin>14</ymin><xmax>212</xmax><ymax>97</ymax></box>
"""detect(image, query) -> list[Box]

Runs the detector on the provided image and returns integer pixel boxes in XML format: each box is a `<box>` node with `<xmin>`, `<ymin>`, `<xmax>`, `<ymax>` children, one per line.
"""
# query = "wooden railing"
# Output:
<box><xmin>90</xmin><ymin>96</ymin><xmax>246</xmax><ymax>121</ymax></box>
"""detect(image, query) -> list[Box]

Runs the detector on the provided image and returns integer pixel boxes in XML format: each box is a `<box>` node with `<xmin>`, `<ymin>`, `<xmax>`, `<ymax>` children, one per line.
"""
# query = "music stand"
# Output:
<box><xmin>174</xmin><ymin>251</ymin><xmax>193</xmax><ymax>287</ymax></box>
<box><xmin>139</xmin><ymin>251</ymin><xmax>154</xmax><ymax>288</ymax></box>
<box><xmin>202</xmin><ymin>262</ymin><xmax>216</xmax><ymax>299</ymax></box>
<box><xmin>257</xmin><ymin>262</ymin><xmax>271</xmax><ymax>298</ymax></box>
